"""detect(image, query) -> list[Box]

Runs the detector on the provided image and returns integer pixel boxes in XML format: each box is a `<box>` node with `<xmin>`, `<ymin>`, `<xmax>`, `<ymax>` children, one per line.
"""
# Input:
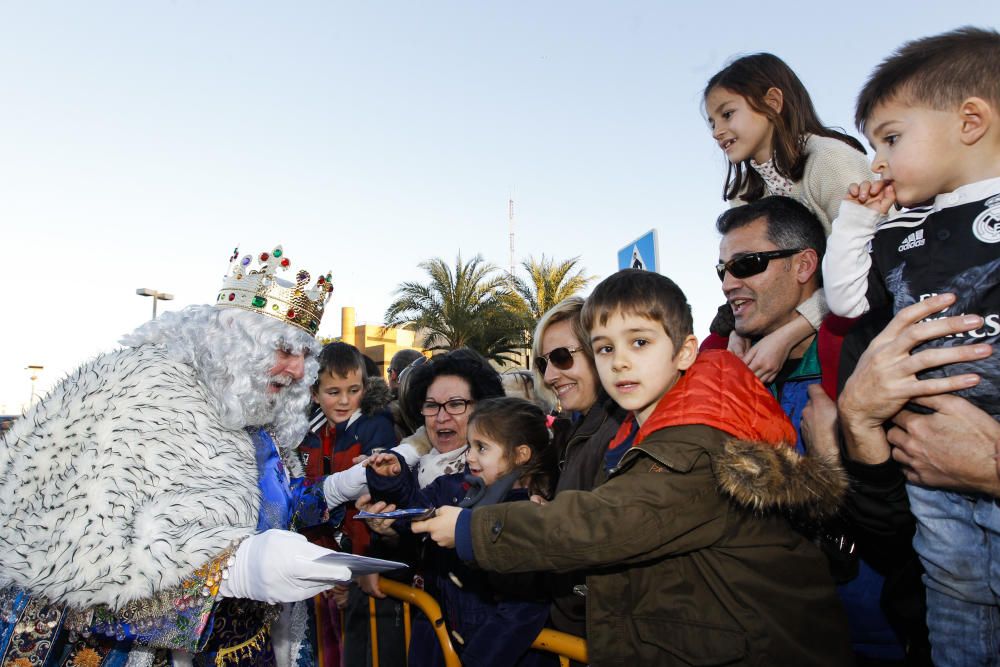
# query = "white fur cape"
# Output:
<box><xmin>0</xmin><ymin>345</ymin><xmax>260</xmax><ymax>610</ymax></box>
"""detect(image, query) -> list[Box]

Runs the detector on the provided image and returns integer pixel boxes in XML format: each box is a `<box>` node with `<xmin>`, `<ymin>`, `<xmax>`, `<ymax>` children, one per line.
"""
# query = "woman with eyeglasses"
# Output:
<box><xmin>531</xmin><ymin>297</ymin><xmax>628</xmax><ymax>640</ymax></box>
<box><xmin>323</xmin><ymin>349</ymin><xmax>504</xmax><ymax>507</ymax></box>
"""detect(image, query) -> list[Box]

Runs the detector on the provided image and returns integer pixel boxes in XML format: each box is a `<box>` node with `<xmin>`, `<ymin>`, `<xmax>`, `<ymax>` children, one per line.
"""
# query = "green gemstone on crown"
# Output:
<box><xmin>251</xmin><ymin>296</ymin><xmax>266</xmax><ymax>308</ymax></box>
<box><xmin>273</xmin><ymin>248</ymin><xmax>282</xmax><ymax>258</ymax></box>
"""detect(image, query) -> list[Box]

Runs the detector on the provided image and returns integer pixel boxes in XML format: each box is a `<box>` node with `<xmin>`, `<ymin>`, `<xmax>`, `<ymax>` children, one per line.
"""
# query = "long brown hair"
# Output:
<box><xmin>705</xmin><ymin>53</ymin><xmax>865</xmax><ymax>203</ymax></box>
<box><xmin>468</xmin><ymin>396</ymin><xmax>557</xmax><ymax>499</ymax></box>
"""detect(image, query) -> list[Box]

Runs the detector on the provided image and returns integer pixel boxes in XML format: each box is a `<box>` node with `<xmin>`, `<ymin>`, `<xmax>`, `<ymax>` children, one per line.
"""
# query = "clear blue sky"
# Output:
<box><xmin>2</xmin><ymin>1</ymin><xmax>996</xmax><ymax>411</ymax></box>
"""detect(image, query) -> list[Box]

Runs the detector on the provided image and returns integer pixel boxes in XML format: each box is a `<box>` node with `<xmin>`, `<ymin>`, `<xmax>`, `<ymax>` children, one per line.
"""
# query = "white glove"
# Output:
<box><xmin>323</xmin><ymin>464</ymin><xmax>369</xmax><ymax>507</ymax></box>
<box><xmin>322</xmin><ymin>442</ymin><xmax>424</xmax><ymax>507</ymax></box>
<box><xmin>219</xmin><ymin>530</ymin><xmax>352</xmax><ymax>604</ymax></box>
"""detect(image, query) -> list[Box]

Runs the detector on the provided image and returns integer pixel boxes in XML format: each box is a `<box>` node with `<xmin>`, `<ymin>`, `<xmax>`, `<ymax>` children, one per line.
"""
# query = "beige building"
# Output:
<box><xmin>336</xmin><ymin>307</ymin><xmax>427</xmax><ymax>376</ymax></box>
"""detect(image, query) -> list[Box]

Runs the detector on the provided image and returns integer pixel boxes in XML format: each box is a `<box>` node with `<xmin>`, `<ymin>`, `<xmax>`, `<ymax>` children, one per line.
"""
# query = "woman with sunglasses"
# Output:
<box><xmin>531</xmin><ymin>297</ymin><xmax>628</xmax><ymax>640</ymax></box>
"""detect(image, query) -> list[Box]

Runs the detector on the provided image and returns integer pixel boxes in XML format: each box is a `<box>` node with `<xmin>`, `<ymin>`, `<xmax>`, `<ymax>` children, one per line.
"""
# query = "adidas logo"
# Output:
<box><xmin>898</xmin><ymin>229</ymin><xmax>925</xmax><ymax>252</ymax></box>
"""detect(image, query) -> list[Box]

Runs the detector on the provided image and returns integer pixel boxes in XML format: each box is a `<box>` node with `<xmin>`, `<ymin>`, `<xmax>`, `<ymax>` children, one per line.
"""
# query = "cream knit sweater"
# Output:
<box><xmin>734</xmin><ymin>134</ymin><xmax>873</xmax><ymax>234</ymax></box>
<box><xmin>730</xmin><ymin>134</ymin><xmax>873</xmax><ymax>328</ymax></box>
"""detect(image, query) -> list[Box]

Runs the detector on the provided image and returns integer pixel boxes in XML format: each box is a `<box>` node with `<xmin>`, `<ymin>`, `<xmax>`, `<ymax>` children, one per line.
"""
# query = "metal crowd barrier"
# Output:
<box><xmin>369</xmin><ymin>576</ymin><xmax>589</xmax><ymax>667</ymax></box>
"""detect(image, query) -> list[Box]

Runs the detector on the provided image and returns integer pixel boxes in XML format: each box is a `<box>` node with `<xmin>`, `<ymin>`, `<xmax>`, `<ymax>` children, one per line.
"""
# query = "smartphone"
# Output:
<box><xmin>355</xmin><ymin>508</ymin><xmax>436</xmax><ymax>520</ymax></box>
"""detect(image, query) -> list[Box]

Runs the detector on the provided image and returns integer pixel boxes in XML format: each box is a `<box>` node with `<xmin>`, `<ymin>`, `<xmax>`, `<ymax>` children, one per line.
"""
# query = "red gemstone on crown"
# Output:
<box><xmin>259</xmin><ymin>252</ymin><xmax>269</xmax><ymax>261</ymax></box>
<box><xmin>281</xmin><ymin>258</ymin><xmax>290</xmax><ymax>267</ymax></box>
<box><xmin>228</xmin><ymin>293</ymin><xmax>236</xmax><ymax>301</ymax></box>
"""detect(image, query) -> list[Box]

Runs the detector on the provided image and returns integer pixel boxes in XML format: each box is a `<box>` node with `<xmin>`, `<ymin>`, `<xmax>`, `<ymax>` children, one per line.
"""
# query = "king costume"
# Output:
<box><xmin>0</xmin><ymin>247</ymin><xmax>353</xmax><ymax>667</ymax></box>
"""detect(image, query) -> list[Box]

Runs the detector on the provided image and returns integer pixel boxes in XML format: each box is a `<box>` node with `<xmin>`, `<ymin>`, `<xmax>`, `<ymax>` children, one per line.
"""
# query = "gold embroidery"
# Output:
<box><xmin>70</xmin><ymin>648</ymin><xmax>103</xmax><ymax>667</ymax></box>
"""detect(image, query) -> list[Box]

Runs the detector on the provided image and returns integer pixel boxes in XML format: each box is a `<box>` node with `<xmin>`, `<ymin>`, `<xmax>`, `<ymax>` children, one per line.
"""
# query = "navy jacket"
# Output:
<box><xmin>368</xmin><ymin>455</ymin><xmax>556</xmax><ymax>667</ymax></box>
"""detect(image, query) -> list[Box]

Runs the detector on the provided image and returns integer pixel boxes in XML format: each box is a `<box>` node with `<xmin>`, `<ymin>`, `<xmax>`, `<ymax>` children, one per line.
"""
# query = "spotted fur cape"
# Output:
<box><xmin>0</xmin><ymin>345</ymin><xmax>261</xmax><ymax>610</ymax></box>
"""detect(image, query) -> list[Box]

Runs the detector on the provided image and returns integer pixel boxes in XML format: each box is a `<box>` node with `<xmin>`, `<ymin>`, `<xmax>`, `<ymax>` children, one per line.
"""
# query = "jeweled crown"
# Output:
<box><xmin>215</xmin><ymin>245</ymin><xmax>333</xmax><ymax>335</ymax></box>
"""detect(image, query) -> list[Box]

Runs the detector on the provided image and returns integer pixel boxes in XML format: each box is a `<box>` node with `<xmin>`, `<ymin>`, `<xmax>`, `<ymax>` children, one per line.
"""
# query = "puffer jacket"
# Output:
<box><xmin>465</xmin><ymin>350</ymin><xmax>854</xmax><ymax>666</ymax></box>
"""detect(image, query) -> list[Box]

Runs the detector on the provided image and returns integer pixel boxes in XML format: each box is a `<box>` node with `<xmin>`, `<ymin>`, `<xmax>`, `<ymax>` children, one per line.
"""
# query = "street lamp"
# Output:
<box><xmin>136</xmin><ymin>288</ymin><xmax>174</xmax><ymax>319</ymax></box>
<box><xmin>25</xmin><ymin>364</ymin><xmax>43</xmax><ymax>406</ymax></box>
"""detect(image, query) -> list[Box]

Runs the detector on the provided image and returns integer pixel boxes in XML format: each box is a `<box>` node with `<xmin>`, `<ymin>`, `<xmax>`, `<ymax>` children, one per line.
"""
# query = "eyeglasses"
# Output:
<box><xmin>534</xmin><ymin>346</ymin><xmax>583</xmax><ymax>374</ymax></box>
<box><xmin>420</xmin><ymin>399</ymin><xmax>474</xmax><ymax>417</ymax></box>
<box><xmin>715</xmin><ymin>248</ymin><xmax>804</xmax><ymax>281</ymax></box>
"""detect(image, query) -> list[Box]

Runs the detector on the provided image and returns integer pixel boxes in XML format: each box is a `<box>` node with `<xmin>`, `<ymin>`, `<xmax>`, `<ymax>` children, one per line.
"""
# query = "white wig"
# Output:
<box><xmin>121</xmin><ymin>304</ymin><xmax>321</xmax><ymax>449</ymax></box>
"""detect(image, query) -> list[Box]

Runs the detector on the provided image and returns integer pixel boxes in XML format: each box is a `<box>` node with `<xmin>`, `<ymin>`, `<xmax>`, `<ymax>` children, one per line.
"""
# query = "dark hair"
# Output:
<box><xmin>468</xmin><ymin>396</ymin><xmax>557</xmax><ymax>499</ymax></box>
<box><xmin>705</xmin><ymin>53</ymin><xmax>865</xmax><ymax>202</ymax></box>
<box><xmin>395</xmin><ymin>355</ymin><xmax>429</xmax><ymax>433</ymax></box>
<box><xmin>716</xmin><ymin>196</ymin><xmax>827</xmax><ymax>284</ymax></box>
<box><xmin>581</xmin><ymin>270</ymin><xmax>693</xmax><ymax>350</ymax></box>
<box><xmin>855</xmin><ymin>26</ymin><xmax>1000</xmax><ymax>132</ymax></box>
<box><xmin>362</xmin><ymin>354</ymin><xmax>380</xmax><ymax>379</ymax></box>
<box><xmin>315</xmin><ymin>342</ymin><xmax>367</xmax><ymax>390</ymax></box>
<box><xmin>402</xmin><ymin>348</ymin><xmax>504</xmax><ymax>428</ymax></box>
<box><xmin>389</xmin><ymin>348</ymin><xmax>424</xmax><ymax>374</ymax></box>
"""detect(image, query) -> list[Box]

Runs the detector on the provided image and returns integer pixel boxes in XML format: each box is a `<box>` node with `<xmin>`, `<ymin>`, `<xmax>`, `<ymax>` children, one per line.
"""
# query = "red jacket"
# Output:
<box><xmin>620</xmin><ymin>348</ymin><xmax>797</xmax><ymax>450</ymax></box>
<box><xmin>700</xmin><ymin>314</ymin><xmax>855</xmax><ymax>400</ymax></box>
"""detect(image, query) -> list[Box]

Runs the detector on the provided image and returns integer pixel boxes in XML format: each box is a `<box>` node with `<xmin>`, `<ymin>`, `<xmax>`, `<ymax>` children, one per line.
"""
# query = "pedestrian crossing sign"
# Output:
<box><xmin>617</xmin><ymin>230</ymin><xmax>658</xmax><ymax>272</ymax></box>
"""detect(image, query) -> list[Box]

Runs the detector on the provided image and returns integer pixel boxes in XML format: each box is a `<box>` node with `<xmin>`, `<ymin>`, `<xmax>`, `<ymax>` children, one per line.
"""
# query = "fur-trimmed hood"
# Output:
<box><xmin>715</xmin><ymin>440</ymin><xmax>846</xmax><ymax>520</ymax></box>
<box><xmin>0</xmin><ymin>345</ymin><xmax>260</xmax><ymax>610</ymax></box>
<box><xmin>623</xmin><ymin>349</ymin><xmax>846</xmax><ymax>520</ymax></box>
<box><xmin>361</xmin><ymin>376</ymin><xmax>393</xmax><ymax>416</ymax></box>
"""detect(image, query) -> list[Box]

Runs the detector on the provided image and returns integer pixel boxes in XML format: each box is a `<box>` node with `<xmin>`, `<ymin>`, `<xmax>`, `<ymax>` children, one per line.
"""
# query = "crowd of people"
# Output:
<box><xmin>1</xmin><ymin>25</ymin><xmax>998</xmax><ymax>667</ymax></box>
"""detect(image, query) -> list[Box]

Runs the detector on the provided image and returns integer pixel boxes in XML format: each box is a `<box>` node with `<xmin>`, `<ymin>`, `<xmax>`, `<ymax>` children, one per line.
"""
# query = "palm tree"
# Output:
<box><xmin>384</xmin><ymin>254</ymin><xmax>525</xmax><ymax>364</ymax></box>
<box><xmin>509</xmin><ymin>255</ymin><xmax>595</xmax><ymax>325</ymax></box>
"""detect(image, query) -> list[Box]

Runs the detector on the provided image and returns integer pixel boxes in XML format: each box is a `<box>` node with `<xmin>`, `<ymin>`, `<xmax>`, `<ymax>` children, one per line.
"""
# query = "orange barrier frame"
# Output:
<box><xmin>375</xmin><ymin>577</ymin><xmax>589</xmax><ymax>666</ymax></box>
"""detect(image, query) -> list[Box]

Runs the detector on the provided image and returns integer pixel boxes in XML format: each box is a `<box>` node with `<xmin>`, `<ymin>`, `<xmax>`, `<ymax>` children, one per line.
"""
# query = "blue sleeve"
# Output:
<box><xmin>288</xmin><ymin>476</ymin><xmax>328</xmax><ymax>529</ymax></box>
<box><xmin>455</xmin><ymin>509</ymin><xmax>475</xmax><ymax>562</ymax></box>
<box><xmin>366</xmin><ymin>452</ymin><xmax>420</xmax><ymax>506</ymax></box>
<box><xmin>362</xmin><ymin>412</ymin><xmax>399</xmax><ymax>453</ymax></box>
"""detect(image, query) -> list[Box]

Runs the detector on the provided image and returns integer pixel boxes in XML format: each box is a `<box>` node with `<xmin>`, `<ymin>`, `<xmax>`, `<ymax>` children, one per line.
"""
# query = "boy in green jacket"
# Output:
<box><xmin>414</xmin><ymin>269</ymin><xmax>853</xmax><ymax>666</ymax></box>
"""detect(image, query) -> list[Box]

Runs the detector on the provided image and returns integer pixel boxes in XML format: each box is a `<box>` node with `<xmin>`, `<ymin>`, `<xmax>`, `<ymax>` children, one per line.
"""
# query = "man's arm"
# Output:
<box><xmin>838</xmin><ymin>292</ymin><xmax>993</xmax><ymax>467</ymax></box>
<box><xmin>888</xmin><ymin>394</ymin><xmax>1000</xmax><ymax>496</ymax></box>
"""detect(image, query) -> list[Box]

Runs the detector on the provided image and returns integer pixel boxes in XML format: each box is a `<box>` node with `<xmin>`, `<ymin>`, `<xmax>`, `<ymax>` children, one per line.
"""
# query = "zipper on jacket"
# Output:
<box><xmin>607</xmin><ymin>446</ymin><xmax>663</xmax><ymax>477</ymax></box>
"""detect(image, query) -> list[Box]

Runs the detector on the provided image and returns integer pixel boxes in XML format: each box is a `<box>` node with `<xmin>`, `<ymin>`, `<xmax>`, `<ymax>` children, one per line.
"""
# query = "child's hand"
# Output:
<box><xmin>742</xmin><ymin>343</ymin><xmax>784</xmax><ymax>384</ymax></box>
<box><xmin>801</xmin><ymin>384</ymin><xmax>841</xmax><ymax>462</ymax></box>
<box><xmin>845</xmin><ymin>180</ymin><xmax>896</xmax><ymax>215</ymax></box>
<box><xmin>366</xmin><ymin>452</ymin><xmax>402</xmax><ymax>477</ymax></box>
<box><xmin>412</xmin><ymin>505</ymin><xmax>461</xmax><ymax>549</ymax></box>
<box><xmin>743</xmin><ymin>315</ymin><xmax>816</xmax><ymax>384</ymax></box>
<box><xmin>727</xmin><ymin>332</ymin><xmax>751</xmax><ymax>358</ymax></box>
<box><xmin>326</xmin><ymin>583</ymin><xmax>351</xmax><ymax>609</ymax></box>
<box><xmin>357</xmin><ymin>573</ymin><xmax>386</xmax><ymax>599</ymax></box>
<box><xmin>742</xmin><ymin>329</ymin><xmax>794</xmax><ymax>384</ymax></box>
<box><xmin>355</xmin><ymin>494</ymin><xmax>399</xmax><ymax>536</ymax></box>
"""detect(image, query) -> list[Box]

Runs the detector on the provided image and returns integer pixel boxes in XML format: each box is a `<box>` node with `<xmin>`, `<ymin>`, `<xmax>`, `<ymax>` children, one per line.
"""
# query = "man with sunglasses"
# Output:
<box><xmin>708</xmin><ymin>196</ymin><xmax>914</xmax><ymax>664</ymax></box>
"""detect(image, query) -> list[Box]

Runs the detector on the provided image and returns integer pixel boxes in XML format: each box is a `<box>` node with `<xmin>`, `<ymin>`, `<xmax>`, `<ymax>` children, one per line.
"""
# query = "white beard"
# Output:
<box><xmin>121</xmin><ymin>305</ymin><xmax>320</xmax><ymax>451</ymax></box>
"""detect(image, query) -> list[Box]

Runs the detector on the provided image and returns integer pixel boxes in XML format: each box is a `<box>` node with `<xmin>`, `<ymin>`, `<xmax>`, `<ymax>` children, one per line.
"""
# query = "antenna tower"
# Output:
<box><xmin>508</xmin><ymin>197</ymin><xmax>515</xmax><ymax>276</ymax></box>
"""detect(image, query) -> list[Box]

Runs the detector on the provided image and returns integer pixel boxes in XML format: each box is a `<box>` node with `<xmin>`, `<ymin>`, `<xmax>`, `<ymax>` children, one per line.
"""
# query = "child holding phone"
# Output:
<box><xmin>366</xmin><ymin>396</ymin><xmax>558</xmax><ymax>667</ymax></box>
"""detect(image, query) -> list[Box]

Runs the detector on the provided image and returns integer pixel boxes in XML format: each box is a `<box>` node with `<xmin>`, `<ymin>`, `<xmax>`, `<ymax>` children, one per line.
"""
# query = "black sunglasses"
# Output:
<box><xmin>716</xmin><ymin>248</ymin><xmax>804</xmax><ymax>281</ymax></box>
<box><xmin>534</xmin><ymin>346</ymin><xmax>583</xmax><ymax>374</ymax></box>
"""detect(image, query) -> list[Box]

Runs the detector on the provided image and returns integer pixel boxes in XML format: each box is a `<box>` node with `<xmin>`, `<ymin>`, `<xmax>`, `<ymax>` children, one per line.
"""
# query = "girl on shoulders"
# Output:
<box><xmin>703</xmin><ymin>53</ymin><xmax>872</xmax><ymax>380</ymax></box>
